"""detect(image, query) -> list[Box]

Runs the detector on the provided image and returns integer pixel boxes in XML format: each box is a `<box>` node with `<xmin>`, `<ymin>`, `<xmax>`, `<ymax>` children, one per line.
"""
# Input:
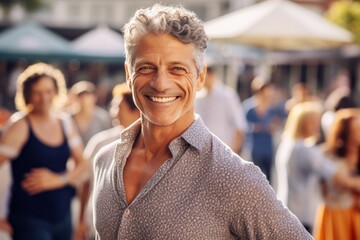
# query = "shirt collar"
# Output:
<box><xmin>119</xmin><ymin>118</ymin><xmax>141</xmax><ymax>144</ymax></box>
<box><xmin>180</xmin><ymin>115</ymin><xmax>209</xmax><ymax>152</ymax></box>
<box><xmin>119</xmin><ymin>115</ymin><xmax>210</xmax><ymax>153</ymax></box>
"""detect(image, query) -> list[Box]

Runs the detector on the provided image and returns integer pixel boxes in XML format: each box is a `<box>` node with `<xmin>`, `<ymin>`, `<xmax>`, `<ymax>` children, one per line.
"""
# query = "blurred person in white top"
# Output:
<box><xmin>195</xmin><ymin>66</ymin><xmax>246</xmax><ymax>154</ymax></box>
<box><xmin>69</xmin><ymin>81</ymin><xmax>112</xmax><ymax>145</ymax></box>
<box><xmin>74</xmin><ymin>83</ymin><xmax>140</xmax><ymax>240</ymax></box>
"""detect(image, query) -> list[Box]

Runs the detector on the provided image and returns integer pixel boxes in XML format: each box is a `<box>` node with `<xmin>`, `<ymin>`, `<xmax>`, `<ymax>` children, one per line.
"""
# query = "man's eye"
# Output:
<box><xmin>171</xmin><ymin>67</ymin><xmax>187</xmax><ymax>74</ymax></box>
<box><xmin>138</xmin><ymin>66</ymin><xmax>155</xmax><ymax>74</ymax></box>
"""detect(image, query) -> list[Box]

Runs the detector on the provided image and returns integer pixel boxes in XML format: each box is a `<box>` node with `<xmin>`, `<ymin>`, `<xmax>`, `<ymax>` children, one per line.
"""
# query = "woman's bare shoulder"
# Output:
<box><xmin>2</xmin><ymin>112</ymin><xmax>28</xmax><ymax>136</ymax></box>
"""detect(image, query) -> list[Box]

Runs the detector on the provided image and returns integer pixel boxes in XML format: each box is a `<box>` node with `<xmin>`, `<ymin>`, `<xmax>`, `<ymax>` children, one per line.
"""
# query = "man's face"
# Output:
<box><xmin>126</xmin><ymin>33</ymin><xmax>205</xmax><ymax>127</ymax></box>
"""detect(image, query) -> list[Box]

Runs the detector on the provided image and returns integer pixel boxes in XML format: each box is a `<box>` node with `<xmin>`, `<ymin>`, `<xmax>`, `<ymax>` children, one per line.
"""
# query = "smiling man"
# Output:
<box><xmin>92</xmin><ymin>4</ymin><xmax>312</xmax><ymax>240</ymax></box>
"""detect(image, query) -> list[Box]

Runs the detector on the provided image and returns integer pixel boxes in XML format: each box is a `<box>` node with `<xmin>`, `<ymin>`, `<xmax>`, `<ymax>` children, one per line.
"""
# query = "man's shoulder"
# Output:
<box><xmin>205</xmin><ymin>135</ymin><xmax>258</xmax><ymax>178</ymax></box>
<box><xmin>186</xmin><ymin>121</ymin><xmax>245</xmax><ymax>172</ymax></box>
<box><xmin>93</xmin><ymin>140</ymin><xmax>119</xmax><ymax>169</ymax></box>
<box><xmin>200</xmin><ymin>137</ymin><xmax>268</xmax><ymax>201</ymax></box>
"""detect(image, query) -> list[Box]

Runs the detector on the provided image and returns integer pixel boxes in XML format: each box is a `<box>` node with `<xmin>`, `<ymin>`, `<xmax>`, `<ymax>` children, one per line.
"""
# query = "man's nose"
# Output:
<box><xmin>150</xmin><ymin>68</ymin><xmax>171</xmax><ymax>91</ymax></box>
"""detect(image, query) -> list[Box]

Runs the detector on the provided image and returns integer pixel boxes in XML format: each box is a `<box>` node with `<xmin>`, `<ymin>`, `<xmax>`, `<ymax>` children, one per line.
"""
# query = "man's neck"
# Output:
<box><xmin>135</xmin><ymin>115</ymin><xmax>195</xmax><ymax>162</ymax></box>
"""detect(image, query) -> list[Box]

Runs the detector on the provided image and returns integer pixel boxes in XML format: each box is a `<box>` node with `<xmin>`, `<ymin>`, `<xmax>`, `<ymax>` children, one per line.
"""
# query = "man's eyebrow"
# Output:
<box><xmin>168</xmin><ymin>61</ymin><xmax>189</xmax><ymax>66</ymax></box>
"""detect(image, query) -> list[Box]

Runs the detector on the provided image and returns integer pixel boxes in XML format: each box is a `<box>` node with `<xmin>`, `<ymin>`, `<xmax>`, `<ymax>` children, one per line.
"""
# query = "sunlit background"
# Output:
<box><xmin>0</xmin><ymin>0</ymin><xmax>359</xmax><ymax>111</ymax></box>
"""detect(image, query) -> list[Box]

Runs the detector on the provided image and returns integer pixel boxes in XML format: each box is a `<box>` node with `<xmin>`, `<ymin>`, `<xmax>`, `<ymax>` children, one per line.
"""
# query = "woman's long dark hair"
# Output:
<box><xmin>326</xmin><ymin>109</ymin><xmax>360</xmax><ymax>174</ymax></box>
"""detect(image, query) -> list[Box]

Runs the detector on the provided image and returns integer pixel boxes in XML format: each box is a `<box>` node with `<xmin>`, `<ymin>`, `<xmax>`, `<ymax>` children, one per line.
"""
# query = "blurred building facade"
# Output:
<box><xmin>0</xmin><ymin>0</ymin><xmax>337</xmax><ymax>26</ymax></box>
<box><xmin>0</xmin><ymin>0</ymin><xmax>359</xmax><ymax>108</ymax></box>
<box><xmin>1</xmin><ymin>0</ymin><xmax>233</xmax><ymax>26</ymax></box>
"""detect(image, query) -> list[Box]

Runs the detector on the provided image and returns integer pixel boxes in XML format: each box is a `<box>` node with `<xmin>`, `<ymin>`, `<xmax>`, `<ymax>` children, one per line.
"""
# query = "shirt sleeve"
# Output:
<box><xmin>230</xmin><ymin>163</ymin><xmax>313</xmax><ymax>239</ymax></box>
<box><xmin>308</xmin><ymin>145</ymin><xmax>337</xmax><ymax>180</ymax></box>
<box><xmin>245</xmin><ymin>108</ymin><xmax>257</xmax><ymax>132</ymax></box>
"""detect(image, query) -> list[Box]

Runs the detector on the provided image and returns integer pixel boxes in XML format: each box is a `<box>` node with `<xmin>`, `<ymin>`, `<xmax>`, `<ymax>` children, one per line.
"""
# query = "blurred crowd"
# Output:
<box><xmin>0</xmin><ymin>62</ymin><xmax>359</xmax><ymax>239</ymax></box>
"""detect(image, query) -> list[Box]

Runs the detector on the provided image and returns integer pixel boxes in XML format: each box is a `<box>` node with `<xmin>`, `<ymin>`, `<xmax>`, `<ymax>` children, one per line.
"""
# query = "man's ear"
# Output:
<box><xmin>196</xmin><ymin>65</ymin><xmax>207</xmax><ymax>91</ymax></box>
<box><xmin>125</xmin><ymin>63</ymin><xmax>132</xmax><ymax>90</ymax></box>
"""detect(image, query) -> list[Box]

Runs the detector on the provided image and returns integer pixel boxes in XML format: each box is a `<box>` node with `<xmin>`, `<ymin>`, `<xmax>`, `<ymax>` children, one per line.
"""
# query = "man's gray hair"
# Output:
<box><xmin>123</xmin><ymin>4</ymin><xmax>208</xmax><ymax>74</ymax></box>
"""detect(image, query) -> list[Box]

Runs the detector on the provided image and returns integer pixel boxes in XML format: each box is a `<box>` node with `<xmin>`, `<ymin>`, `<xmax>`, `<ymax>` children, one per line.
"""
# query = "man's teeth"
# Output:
<box><xmin>150</xmin><ymin>96</ymin><xmax>177</xmax><ymax>103</ymax></box>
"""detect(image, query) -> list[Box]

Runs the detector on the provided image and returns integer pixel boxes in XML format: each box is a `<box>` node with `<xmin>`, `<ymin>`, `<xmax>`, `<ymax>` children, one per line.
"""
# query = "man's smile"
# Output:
<box><xmin>148</xmin><ymin>96</ymin><xmax>178</xmax><ymax>103</ymax></box>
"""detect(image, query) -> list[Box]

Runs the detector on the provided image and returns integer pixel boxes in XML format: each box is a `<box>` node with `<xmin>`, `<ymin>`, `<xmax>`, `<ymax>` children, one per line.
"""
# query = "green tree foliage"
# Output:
<box><xmin>1</xmin><ymin>0</ymin><xmax>44</xmax><ymax>17</ymax></box>
<box><xmin>326</xmin><ymin>0</ymin><xmax>360</xmax><ymax>44</ymax></box>
<box><xmin>1</xmin><ymin>0</ymin><xmax>14</xmax><ymax>16</ymax></box>
<box><xmin>22</xmin><ymin>0</ymin><xmax>43</xmax><ymax>13</ymax></box>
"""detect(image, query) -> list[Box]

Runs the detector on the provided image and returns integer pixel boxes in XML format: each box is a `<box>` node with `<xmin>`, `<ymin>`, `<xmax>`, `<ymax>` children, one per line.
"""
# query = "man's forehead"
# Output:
<box><xmin>130</xmin><ymin>34</ymin><xmax>196</xmax><ymax>64</ymax></box>
<box><xmin>134</xmin><ymin>33</ymin><xmax>193</xmax><ymax>51</ymax></box>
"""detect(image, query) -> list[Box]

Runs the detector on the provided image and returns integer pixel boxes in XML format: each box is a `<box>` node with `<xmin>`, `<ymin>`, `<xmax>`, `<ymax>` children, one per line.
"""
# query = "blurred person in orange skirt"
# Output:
<box><xmin>0</xmin><ymin>63</ymin><xmax>89</xmax><ymax>240</ymax></box>
<box><xmin>321</xmin><ymin>86</ymin><xmax>356</xmax><ymax>139</ymax></box>
<box><xmin>314</xmin><ymin>108</ymin><xmax>360</xmax><ymax>240</ymax></box>
<box><xmin>276</xmin><ymin>103</ymin><xmax>360</xmax><ymax>235</ymax></box>
<box><xmin>75</xmin><ymin>83</ymin><xmax>140</xmax><ymax>240</ymax></box>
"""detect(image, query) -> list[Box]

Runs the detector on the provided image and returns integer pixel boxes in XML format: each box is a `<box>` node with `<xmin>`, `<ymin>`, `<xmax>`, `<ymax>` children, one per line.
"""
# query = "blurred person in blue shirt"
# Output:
<box><xmin>244</xmin><ymin>76</ymin><xmax>284</xmax><ymax>183</ymax></box>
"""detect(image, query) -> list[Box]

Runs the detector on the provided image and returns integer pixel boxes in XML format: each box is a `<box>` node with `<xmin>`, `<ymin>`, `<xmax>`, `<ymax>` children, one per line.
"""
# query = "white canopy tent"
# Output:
<box><xmin>204</xmin><ymin>0</ymin><xmax>353</xmax><ymax>51</ymax></box>
<box><xmin>204</xmin><ymin>0</ymin><xmax>354</xmax><ymax>83</ymax></box>
<box><xmin>72</xmin><ymin>25</ymin><xmax>124</xmax><ymax>58</ymax></box>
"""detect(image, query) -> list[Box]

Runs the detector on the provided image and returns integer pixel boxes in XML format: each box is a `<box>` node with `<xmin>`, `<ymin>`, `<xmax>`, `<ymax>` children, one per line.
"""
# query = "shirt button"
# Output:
<box><xmin>124</xmin><ymin>208</ymin><xmax>130</xmax><ymax>217</ymax></box>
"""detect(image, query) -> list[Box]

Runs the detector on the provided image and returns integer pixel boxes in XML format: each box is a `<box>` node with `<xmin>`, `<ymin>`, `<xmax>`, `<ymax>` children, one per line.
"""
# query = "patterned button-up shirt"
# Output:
<box><xmin>93</xmin><ymin>116</ymin><xmax>312</xmax><ymax>240</ymax></box>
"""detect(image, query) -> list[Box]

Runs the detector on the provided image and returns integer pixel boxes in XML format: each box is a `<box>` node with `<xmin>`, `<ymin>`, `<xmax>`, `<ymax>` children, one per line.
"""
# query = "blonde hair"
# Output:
<box><xmin>112</xmin><ymin>83</ymin><xmax>137</xmax><ymax>111</ymax></box>
<box><xmin>14</xmin><ymin>63</ymin><xmax>67</xmax><ymax>111</ymax></box>
<box><xmin>283</xmin><ymin>101</ymin><xmax>323</xmax><ymax>140</ymax></box>
<box><xmin>112</xmin><ymin>82</ymin><xmax>131</xmax><ymax>98</ymax></box>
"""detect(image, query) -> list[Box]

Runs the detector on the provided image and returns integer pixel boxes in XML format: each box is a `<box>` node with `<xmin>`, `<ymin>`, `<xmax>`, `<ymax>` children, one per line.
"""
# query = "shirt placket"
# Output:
<box><xmin>116</xmin><ymin>138</ymin><xmax>189</xmax><ymax>238</ymax></box>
